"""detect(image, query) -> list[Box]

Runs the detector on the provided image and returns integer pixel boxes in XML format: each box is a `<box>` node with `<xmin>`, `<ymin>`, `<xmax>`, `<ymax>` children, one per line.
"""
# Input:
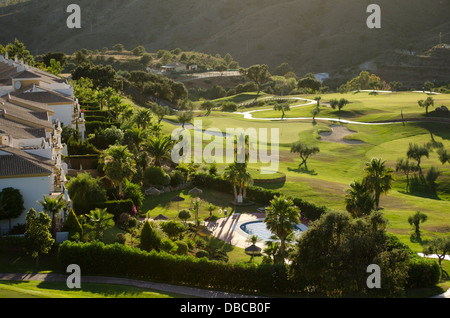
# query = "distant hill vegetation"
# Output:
<box><xmin>1</xmin><ymin>0</ymin><xmax>449</xmax><ymax>86</ymax></box>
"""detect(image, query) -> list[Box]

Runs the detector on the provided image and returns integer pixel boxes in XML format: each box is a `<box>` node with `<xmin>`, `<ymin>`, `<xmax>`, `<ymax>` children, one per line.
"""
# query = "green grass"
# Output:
<box><xmin>141</xmin><ymin>188</ymin><xmax>263</xmax><ymax>220</ymax></box>
<box><xmin>249</xmin><ymin>92</ymin><xmax>450</xmax><ymax>122</ymax></box>
<box><xmin>157</xmin><ymin>92</ymin><xmax>450</xmax><ymax>254</ymax></box>
<box><xmin>0</xmin><ymin>280</ymin><xmax>185</xmax><ymax>298</ymax></box>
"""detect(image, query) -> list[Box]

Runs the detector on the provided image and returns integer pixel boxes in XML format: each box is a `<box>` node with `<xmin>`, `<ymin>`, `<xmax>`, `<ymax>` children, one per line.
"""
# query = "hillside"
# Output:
<box><xmin>1</xmin><ymin>0</ymin><xmax>449</xmax><ymax>85</ymax></box>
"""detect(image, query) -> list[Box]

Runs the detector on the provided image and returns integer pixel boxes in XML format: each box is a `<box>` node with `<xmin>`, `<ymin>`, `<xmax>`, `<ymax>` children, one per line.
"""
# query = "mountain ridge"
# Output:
<box><xmin>1</xmin><ymin>0</ymin><xmax>449</xmax><ymax>85</ymax></box>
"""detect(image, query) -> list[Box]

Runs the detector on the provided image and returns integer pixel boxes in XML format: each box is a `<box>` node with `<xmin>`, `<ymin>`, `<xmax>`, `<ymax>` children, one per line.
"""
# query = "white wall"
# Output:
<box><xmin>0</xmin><ymin>175</ymin><xmax>51</xmax><ymax>234</ymax></box>
<box><xmin>49</xmin><ymin>104</ymin><xmax>73</xmax><ymax>127</ymax></box>
<box><xmin>12</xmin><ymin>137</ymin><xmax>47</xmax><ymax>150</ymax></box>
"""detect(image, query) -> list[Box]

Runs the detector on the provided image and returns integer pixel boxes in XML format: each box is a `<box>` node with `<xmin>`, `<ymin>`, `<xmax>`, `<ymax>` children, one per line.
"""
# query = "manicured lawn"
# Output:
<box><xmin>0</xmin><ymin>280</ymin><xmax>185</xmax><ymax>298</ymax></box>
<box><xmin>158</xmin><ymin>91</ymin><xmax>450</xmax><ymax>255</ymax></box>
<box><xmin>140</xmin><ymin>188</ymin><xmax>262</xmax><ymax>220</ymax></box>
<box><xmin>249</xmin><ymin>92</ymin><xmax>450</xmax><ymax>122</ymax></box>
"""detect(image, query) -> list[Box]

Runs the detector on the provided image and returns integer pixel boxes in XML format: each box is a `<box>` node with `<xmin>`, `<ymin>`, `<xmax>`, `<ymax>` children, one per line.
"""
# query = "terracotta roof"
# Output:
<box><xmin>0</xmin><ymin>145</ymin><xmax>53</xmax><ymax>177</ymax></box>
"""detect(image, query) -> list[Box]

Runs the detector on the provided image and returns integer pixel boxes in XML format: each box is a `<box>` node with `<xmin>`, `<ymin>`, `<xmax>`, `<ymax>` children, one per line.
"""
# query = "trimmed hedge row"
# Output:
<box><xmin>58</xmin><ymin>241</ymin><xmax>291</xmax><ymax>294</ymax></box>
<box><xmin>72</xmin><ymin>199</ymin><xmax>134</xmax><ymax>221</ymax></box>
<box><xmin>83</xmin><ymin>110</ymin><xmax>110</xmax><ymax>117</ymax></box>
<box><xmin>85</xmin><ymin>121</ymin><xmax>120</xmax><ymax>135</ymax></box>
<box><xmin>191</xmin><ymin>172</ymin><xmax>327</xmax><ymax>221</ymax></box>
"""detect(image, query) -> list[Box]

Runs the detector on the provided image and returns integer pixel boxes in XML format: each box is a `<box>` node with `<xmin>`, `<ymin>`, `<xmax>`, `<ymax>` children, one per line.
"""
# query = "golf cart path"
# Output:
<box><xmin>233</xmin><ymin>93</ymin><xmax>449</xmax><ymax>125</ymax></box>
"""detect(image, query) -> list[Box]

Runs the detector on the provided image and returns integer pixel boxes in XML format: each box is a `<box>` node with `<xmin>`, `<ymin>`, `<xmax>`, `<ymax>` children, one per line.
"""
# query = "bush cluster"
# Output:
<box><xmin>58</xmin><ymin>240</ymin><xmax>290</xmax><ymax>294</ymax></box>
<box><xmin>72</xmin><ymin>199</ymin><xmax>134</xmax><ymax>222</ymax></box>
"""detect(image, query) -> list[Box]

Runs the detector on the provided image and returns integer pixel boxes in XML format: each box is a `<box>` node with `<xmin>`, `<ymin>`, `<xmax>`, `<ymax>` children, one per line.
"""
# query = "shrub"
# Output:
<box><xmin>66</xmin><ymin>172</ymin><xmax>107</xmax><ymax>205</ymax></box>
<box><xmin>62</xmin><ymin>209</ymin><xmax>83</xmax><ymax>239</ymax></box>
<box><xmin>140</xmin><ymin>221</ymin><xmax>162</xmax><ymax>252</ymax></box>
<box><xmin>144</xmin><ymin>166</ymin><xmax>170</xmax><ymax>188</ymax></box>
<box><xmin>159</xmin><ymin>221</ymin><xmax>186</xmax><ymax>240</ymax></box>
<box><xmin>221</xmin><ymin>101</ymin><xmax>238</xmax><ymax>112</ymax></box>
<box><xmin>0</xmin><ymin>235</ymin><xmax>26</xmax><ymax>251</ymax></box>
<box><xmin>208</xmin><ymin>163</ymin><xmax>218</xmax><ymax>176</ymax></box>
<box><xmin>175</xmin><ymin>240</ymin><xmax>189</xmax><ymax>255</ymax></box>
<box><xmin>123</xmin><ymin>180</ymin><xmax>144</xmax><ymax>209</ymax></box>
<box><xmin>118</xmin><ymin>212</ymin><xmax>133</xmax><ymax>227</ymax></box>
<box><xmin>196</xmin><ymin>249</ymin><xmax>209</xmax><ymax>259</ymax></box>
<box><xmin>407</xmin><ymin>256</ymin><xmax>441</xmax><ymax>288</ymax></box>
<box><xmin>161</xmin><ymin>238</ymin><xmax>177</xmax><ymax>253</ymax></box>
<box><xmin>115</xmin><ymin>233</ymin><xmax>126</xmax><ymax>245</ymax></box>
<box><xmin>184</xmin><ymin>238</ymin><xmax>195</xmax><ymax>250</ymax></box>
<box><xmin>195</xmin><ymin>238</ymin><xmax>206</xmax><ymax>249</ymax></box>
<box><xmin>67</xmin><ymin>139</ymin><xmax>99</xmax><ymax>155</ymax></box>
<box><xmin>72</xmin><ymin>199</ymin><xmax>134</xmax><ymax>222</ymax></box>
<box><xmin>103</xmin><ymin>200</ymin><xmax>134</xmax><ymax>221</ymax></box>
<box><xmin>169</xmin><ymin>169</ymin><xmax>187</xmax><ymax>187</ymax></box>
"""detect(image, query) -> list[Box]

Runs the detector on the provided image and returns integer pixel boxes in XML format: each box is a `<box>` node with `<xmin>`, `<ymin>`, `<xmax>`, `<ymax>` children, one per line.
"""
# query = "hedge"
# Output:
<box><xmin>72</xmin><ymin>199</ymin><xmax>134</xmax><ymax>221</ymax></box>
<box><xmin>85</xmin><ymin>121</ymin><xmax>120</xmax><ymax>135</ymax></box>
<box><xmin>83</xmin><ymin>110</ymin><xmax>110</xmax><ymax>117</ymax></box>
<box><xmin>85</xmin><ymin>115</ymin><xmax>109</xmax><ymax>122</ymax></box>
<box><xmin>58</xmin><ymin>240</ymin><xmax>291</xmax><ymax>294</ymax></box>
<box><xmin>191</xmin><ymin>172</ymin><xmax>327</xmax><ymax>221</ymax></box>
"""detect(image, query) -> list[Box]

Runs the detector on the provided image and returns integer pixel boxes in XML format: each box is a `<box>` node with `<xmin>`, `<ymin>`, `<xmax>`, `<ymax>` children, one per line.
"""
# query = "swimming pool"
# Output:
<box><xmin>239</xmin><ymin>220</ymin><xmax>306</xmax><ymax>241</ymax></box>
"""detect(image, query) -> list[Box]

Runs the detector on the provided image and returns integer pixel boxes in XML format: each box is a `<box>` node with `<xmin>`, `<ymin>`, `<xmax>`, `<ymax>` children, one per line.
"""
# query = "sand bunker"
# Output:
<box><xmin>318</xmin><ymin>125</ymin><xmax>365</xmax><ymax>145</ymax></box>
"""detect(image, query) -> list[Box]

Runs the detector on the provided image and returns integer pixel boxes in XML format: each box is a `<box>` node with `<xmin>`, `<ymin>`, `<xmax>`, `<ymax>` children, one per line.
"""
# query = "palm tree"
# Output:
<box><xmin>206</xmin><ymin>204</ymin><xmax>216</xmax><ymax>217</ymax></box>
<box><xmin>133</xmin><ymin>108</ymin><xmax>153</xmax><ymax>130</ymax></box>
<box><xmin>344</xmin><ymin>180</ymin><xmax>375</xmax><ymax>218</ymax></box>
<box><xmin>145</xmin><ymin>135</ymin><xmax>173</xmax><ymax>167</ymax></box>
<box><xmin>408</xmin><ymin>211</ymin><xmax>428</xmax><ymax>238</ymax></box>
<box><xmin>96</xmin><ymin>89</ymin><xmax>107</xmax><ymax>110</ymax></box>
<box><xmin>38</xmin><ymin>194</ymin><xmax>67</xmax><ymax>237</ymax></box>
<box><xmin>85</xmin><ymin>208</ymin><xmax>115</xmax><ymax>241</ymax></box>
<box><xmin>223</xmin><ymin>163</ymin><xmax>239</xmax><ymax>201</ymax></box>
<box><xmin>124</xmin><ymin>126</ymin><xmax>147</xmax><ymax>151</ymax></box>
<box><xmin>263</xmin><ymin>239</ymin><xmax>280</xmax><ymax>263</ymax></box>
<box><xmin>102</xmin><ymin>87</ymin><xmax>115</xmax><ymax>111</ymax></box>
<box><xmin>100</xmin><ymin>144</ymin><xmax>136</xmax><ymax>196</ymax></box>
<box><xmin>223</xmin><ymin>162</ymin><xmax>252</xmax><ymax>202</ymax></box>
<box><xmin>363</xmin><ymin>158</ymin><xmax>395</xmax><ymax>210</ymax></box>
<box><xmin>263</xmin><ymin>195</ymin><xmax>299</xmax><ymax>263</ymax></box>
<box><xmin>109</xmin><ymin>95</ymin><xmax>123</xmax><ymax>121</ymax></box>
<box><xmin>236</xmin><ymin>163</ymin><xmax>252</xmax><ymax>199</ymax></box>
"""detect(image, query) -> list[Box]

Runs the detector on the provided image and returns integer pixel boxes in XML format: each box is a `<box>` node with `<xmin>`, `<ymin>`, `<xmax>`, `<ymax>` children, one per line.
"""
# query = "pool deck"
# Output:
<box><xmin>206</xmin><ymin>213</ymin><xmax>266</xmax><ymax>249</ymax></box>
<box><xmin>205</xmin><ymin>213</ymin><xmax>310</xmax><ymax>249</ymax></box>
